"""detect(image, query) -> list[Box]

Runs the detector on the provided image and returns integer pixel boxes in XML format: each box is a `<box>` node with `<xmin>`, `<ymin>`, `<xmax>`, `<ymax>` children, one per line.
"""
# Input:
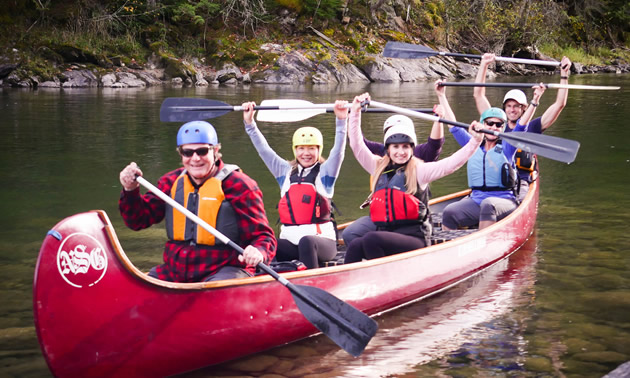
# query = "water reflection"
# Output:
<box><xmin>184</xmin><ymin>236</ymin><xmax>538</xmax><ymax>377</ymax></box>
<box><xmin>1</xmin><ymin>74</ymin><xmax>629</xmax><ymax>376</ymax></box>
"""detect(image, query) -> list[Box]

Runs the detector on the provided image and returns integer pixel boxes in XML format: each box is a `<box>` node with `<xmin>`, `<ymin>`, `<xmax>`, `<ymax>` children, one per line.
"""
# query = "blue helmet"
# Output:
<box><xmin>480</xmin><ymin>107</ymin><xmax>507</xmax><ymax>124</ymax></box>
<box><xmin>176</xmin><ymin>121</ymin><xmax>218</xmax><ymax>146</ymax></box>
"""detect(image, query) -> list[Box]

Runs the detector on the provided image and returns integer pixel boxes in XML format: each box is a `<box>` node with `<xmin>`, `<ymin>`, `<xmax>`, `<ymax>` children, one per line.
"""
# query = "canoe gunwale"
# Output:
<box><xmin>105</xmin><ymin>183</ymin><xmax>533</xmax><ymax>291</ymax></box>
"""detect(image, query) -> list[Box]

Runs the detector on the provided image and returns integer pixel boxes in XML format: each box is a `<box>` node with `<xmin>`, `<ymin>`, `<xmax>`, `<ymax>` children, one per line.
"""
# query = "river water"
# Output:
<box><xmin>1</xmin><ymin>74</ymin><xmax>629</xmax><ymax>377</ymax></box>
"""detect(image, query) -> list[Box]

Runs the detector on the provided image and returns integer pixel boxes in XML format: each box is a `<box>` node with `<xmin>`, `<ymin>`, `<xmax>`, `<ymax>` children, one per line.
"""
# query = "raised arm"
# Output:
<box><xmin>319</xmin><ymin>100</ymin><xmax>349</xmax><ymax>195</ymax></box>
<box><xmin>347</xmin><ymin>93</ymin><xmax>380</xmax><ymax>175</ymax></box>
<box><xmin>518</xmin><ymin>83</ymin><xmax>545</xmax><ymax>127</ymax></box>
<box><xmin>416</xmin><ymin>122</ymin><xmax>483</xmax><ymax>187</ymax></box>
<box><xmin>473</xmin><ymin>53</ymin><xmax>495</xmax><ymax>115</ymax></box>
<box><xmin>540</xmin><ymin>56</ymin><xmax>571</xmax><ymax>131</ymax></box>
<box><xmin>242</xmin><ymin>101</ymin><xmax>291</xmax><ymax>187</ymax></box>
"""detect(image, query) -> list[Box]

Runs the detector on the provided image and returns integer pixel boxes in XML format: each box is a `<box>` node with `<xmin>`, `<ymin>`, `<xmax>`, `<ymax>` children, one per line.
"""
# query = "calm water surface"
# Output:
<box><xmin>1</xmin><ymin>74</ymin><xmax>629</xmax><ymax>377</ymax></box>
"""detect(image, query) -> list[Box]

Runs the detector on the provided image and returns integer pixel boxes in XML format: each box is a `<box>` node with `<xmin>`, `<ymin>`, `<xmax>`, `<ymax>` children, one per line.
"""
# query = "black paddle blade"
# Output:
<box><xmin>159</xmin><ymin>97</ymin><xmax>232</xmax><ymax>122</ymax></box>
<box><xmin>502</xmin><ymin>131</ymin><xmax>580</xmax><ymax>164</ymax></box>
<box><xmin>382</xmin><ymin>41</ymin><xmax>436</xmax><ymax>59</ymax></box>
<box><xmin>291</xmin><ymin>284</ymin><xmax>378</xmax><ymax>357</ymax></box>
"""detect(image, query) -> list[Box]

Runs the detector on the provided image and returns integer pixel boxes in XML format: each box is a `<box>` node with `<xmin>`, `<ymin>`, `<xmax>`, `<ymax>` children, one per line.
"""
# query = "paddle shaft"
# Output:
<box><xmin>170</xmin><ymin>104</ymin><xmax>433</xmax><ymax>113</ymax></box>
<box><xmin>134</xmin><ymin>175</ymin><xmax>373</xmax><ymax>347</ymax></box>
<box><xmin>438</xmin><ymin>51</ymin><xmax>560</xmax><ymax>66</ymax></box>
<box><xmin>383</xmin><ymin>42</ymin><xmax>560</xmax><ymax>66</ymax></box>
<box><xmin>438</xmin><ymin>82</ymin><xmax>620</xmax><ymax>90</ymax></box>
<box><xmin>167</xmin><ymin>103</ymin><xmax>338</xmax><ymax>111</ymax></box>
<box><xmin>369</xmin><ymin>100</ymin><xmax>579</xmax><ymax>163</ymax></box>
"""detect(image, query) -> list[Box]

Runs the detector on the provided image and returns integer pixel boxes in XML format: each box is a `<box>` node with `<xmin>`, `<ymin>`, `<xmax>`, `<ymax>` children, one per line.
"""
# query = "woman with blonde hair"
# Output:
<box><xmin>344</xmin><ymin>93</ymin><xmax>483</xmax><ymax>263</ymax></box>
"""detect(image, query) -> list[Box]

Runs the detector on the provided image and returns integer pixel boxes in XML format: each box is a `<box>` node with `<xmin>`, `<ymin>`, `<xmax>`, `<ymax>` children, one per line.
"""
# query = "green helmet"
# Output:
<box><xmin>480</xmin><ymin>107</ymin><xmax>507</xmax><ymax>124</ymax></box>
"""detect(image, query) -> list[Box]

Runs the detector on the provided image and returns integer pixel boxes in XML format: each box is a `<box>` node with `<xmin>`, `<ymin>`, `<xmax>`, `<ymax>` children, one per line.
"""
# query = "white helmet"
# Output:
<box><xmin>383</xmin><ymin>114</ymin><xmax>414</xmax><ymax>133</ymax></box>
<box><xmin>384</xmin><ymin>123</ymin><xmax>417</xmax><ymax>146</ymax></box>
<box><xmin>503</xmin><ymin>89</ymin><xmax>528</xmax><ymax>107</ymax></box>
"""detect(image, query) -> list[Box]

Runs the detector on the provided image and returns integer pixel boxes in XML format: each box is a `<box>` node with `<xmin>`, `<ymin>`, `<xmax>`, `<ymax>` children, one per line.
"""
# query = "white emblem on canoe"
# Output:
<box><xmin>56</xmin><ymin>233</ymin><xmax>108</xmax><ymax>288</ymax></box>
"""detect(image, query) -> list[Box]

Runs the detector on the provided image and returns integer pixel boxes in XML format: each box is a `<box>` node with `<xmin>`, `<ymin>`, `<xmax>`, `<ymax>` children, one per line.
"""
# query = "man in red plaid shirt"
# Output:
<box><xmin>119</xmin><ymin>120</ymin><xmax>276</xmax><ymax>282</ymax></box>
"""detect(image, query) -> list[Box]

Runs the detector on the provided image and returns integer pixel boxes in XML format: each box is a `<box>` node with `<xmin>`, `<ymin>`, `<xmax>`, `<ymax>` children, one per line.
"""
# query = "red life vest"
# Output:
<box><xmin>278</xmin><ymin>163</ymin><xmax>332</xmax><ymax>225</ymax></box>
<box><xmin>369</xmin><ymin>167</ymin><xmax>429</xmax><ymax>228</ymax></box>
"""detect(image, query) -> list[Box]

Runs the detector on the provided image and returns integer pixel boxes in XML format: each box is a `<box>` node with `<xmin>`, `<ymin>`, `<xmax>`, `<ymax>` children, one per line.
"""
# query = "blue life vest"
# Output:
<box><xmin>467</xmin><ymin>145</ymin><xmax>516</xmax><ymax>191</ymax></box>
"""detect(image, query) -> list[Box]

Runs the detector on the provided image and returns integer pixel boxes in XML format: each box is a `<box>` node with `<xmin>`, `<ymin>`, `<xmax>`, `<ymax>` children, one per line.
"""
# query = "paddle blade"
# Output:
<box><xmin>292</xmin><ymin>284</ymin><xmax>378</xmax><ymax>356</ymax></box>
<box><xmin>382</xmin><ymin>41</ymin><xmax>437</xmax><ymax>59</ymax></box>
<box><xmin>256</xmin><ymin>99</ymin><xmax>327</xmax><ymax>123</ymax></box>
<box><xmin>502</xmin><ymin>131</ymin><xmax>580</xmax><ymax>164</ymax></box>
<box><xmin>160</xmin><ymin>97</ymin><xmax>232</xmax><ymax>122</ymax></box>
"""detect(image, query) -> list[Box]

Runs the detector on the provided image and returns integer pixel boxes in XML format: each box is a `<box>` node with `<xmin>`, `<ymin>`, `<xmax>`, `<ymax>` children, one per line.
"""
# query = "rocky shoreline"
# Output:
<box><xmin>1</xmin><ymin>44</ymin><xmax>629</xmax><ymax>89</ymax></box>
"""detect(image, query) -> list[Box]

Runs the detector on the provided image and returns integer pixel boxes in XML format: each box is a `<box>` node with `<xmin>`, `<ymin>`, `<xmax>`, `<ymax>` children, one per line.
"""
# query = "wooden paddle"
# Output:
<box><xmin>369</xmin><ymin>100</ymin><xmax>580</xmax><ymax>164</ymax></box>
<box><xmin>438</xmin><ymin>82</ymin><xmax>620</xmax><ymax>91</ymax></box>
<box><xmin>383</xmin><ymin>41</ymin><xmax>561</xmax><ymax>67</ymax></box>
<box><xmin>135</xmin><ymin>176</ymin><xmax>378</xmax><ymax>357</ymax></box>
<box><xmin>160</xmin><ymin>97</ymin><xmax>432</xmax><ymax>123</ymax></box>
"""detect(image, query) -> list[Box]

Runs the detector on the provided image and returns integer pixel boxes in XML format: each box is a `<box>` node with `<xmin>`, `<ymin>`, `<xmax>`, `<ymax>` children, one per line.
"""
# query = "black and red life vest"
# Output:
<box><xmin>369</xmin><ymin>167</ymin><xmax>429</xmax><ymax>228</ymax></box>
<box><xmin>278</xmin><ymin>163</ymin><xmax>332</xmax><ymax>225</ymax></box>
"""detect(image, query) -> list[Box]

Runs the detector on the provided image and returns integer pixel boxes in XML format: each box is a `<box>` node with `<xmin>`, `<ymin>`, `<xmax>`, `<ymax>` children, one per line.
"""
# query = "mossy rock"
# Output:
<box><xmin>351</xmin><ymin>54</ymin><xmax>376</xmax><ymax>68</ymax></box>
<box><xmin>523</xmin><ymin>356</ymin><xmax>553</xmax><ymax>372</ymax></box>
<box><xmin>250</xmin><ymin>70</ymin><xmax>267</xmax><ymax>81</ymax></box>
<box><xmin>345</xmin><ymin>37</ymin><xmax>360</xmax><ymax>50</ymax></box>
<box><xmin>572</xmin><ymin>351</ymin><xmax>628</xmax><ymax>364</ymax></box>
<box><xmin>564</xmin><ymin>337</ymin><xmax>606</xmax><ymax>355</ymax></box>
<box><xmin>260</xmin><ymin>52</ymin><xmax>279</xmax><ymax>66</ymax></box>
<box><xmin>37</xmin><ymin>46</ymin><xmax>64</xmax><ymax>64</ymax></box>
<box><xmin>163</xmin><ymin>57</ymin><xmax>195</xmax><ymax>79</ymax></box>
<box><xmin>233</xmin><ymin>50</ymin><xmax>259</xmax><ymax>70</ymax></box>
<box><xmin>380</xmin><ymin>29</ymin><xmax>408</xmax><ymax>42</ymax></box>
<box><xmin>53</xmin><ymin>43</ymin><xmax>100</xmax><ymax>65</ymax></box>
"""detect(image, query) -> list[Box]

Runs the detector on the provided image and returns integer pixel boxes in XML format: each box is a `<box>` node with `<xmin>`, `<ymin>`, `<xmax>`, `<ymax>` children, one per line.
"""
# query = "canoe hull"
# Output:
<box><xmin>34</xmin><ymin>180</ymin><xmax>538</xmax><ymax>377</ymax></box>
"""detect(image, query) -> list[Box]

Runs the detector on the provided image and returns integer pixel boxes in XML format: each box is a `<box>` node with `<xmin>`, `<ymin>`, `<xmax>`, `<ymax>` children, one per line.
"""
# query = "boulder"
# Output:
<box><xmin>61</xmin><ymin>69</ymin><xmax>98</xmax><ymax>87</ymax></box>
<box><xmin>216</xmin><ymin>63</ymin><xmax>243</xmax><ymax>83</ymax></box>
<box><xmin>39</xmin><ymin>77</ymin><xmax>61</xmax><ymax>88</ymax></box>
<box><xmin>116</xmin><ymin>72</ymin><xmax>146</xmax><ymax>87</ymax></box>
<box><xmin>0</xmin><ymin>64</ymin><xmax>18</xmax><ymax>80</ymax></box>
<box><xmin>101</xmin><ymin>73</ymin><xmax>117</xmax><ymax>87</ymax></box>
<box><xmin>255</xmin><ymin>51</ymin><xmax>317</xmax><ymax>84</ymax></box>
<box><xmin>135</xmin><ymin>71</ymin><xmax>163</xmax><ymax>86</ymax></box>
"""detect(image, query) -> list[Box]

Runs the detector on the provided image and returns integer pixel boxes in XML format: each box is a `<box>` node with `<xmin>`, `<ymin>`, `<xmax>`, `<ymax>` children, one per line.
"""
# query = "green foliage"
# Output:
<box><xmin>273</xmin><ymin>0</ymin><xmax>303</xmax><ymax>12</ymax></box>
<box><xmin>345</xmin><ymin>37</ymin><xmax>360</xmax><ymax>50</ymax></box>
<box><xmin>172</xmin><ymin>0</ymin><xmax>220</xmax><ymax>29</ymax></box>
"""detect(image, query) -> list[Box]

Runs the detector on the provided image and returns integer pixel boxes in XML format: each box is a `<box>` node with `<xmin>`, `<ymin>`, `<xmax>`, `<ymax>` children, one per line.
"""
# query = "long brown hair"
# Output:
<box><xmin>370</xmin><ymin>154</ymin><xmax>420</xmax><ymax>195</ymax></box>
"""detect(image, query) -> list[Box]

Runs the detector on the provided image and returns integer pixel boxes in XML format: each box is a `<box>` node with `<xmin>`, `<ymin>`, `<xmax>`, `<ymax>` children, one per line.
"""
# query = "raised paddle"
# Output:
<box><xmin>135</xmin><ymin>175</ymin><xmax>378</xmax><ymax>357</ymax></box>
<box><xmin>256</xmin><ymin>99</ymin><xmax>432</xmax><ymax>122</ymax></box>
<box><xmin>369</xmin><ymin>100</ymin><xmax>580</xmax><ymax>164</ymax></box>
<box><xmin>383</xmin><ymin>41</ymin><xmax>561</xmax><ymax>67</ymax></box>
<box><xmin>160</xmin><ymin>97</ymin><xmax>432</xmax><ymax>123</ymax></box>
<box><xmin>437</xmin><ymin>82</ymin><xmax>620</xmax><ymax>91</ymax></box>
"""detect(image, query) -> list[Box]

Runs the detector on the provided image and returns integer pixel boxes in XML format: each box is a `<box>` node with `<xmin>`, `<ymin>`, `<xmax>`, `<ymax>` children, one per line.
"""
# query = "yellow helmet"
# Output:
<box><xmin>292</xmin><ymin>127</ymin><xmax>323</xmax><ymax>158</ymax></box>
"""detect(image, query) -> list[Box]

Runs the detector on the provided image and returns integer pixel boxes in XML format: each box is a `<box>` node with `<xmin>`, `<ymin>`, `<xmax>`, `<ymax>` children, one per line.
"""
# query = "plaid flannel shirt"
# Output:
<box><xmin>119</xmin><ymin>161</ymin><xmax>276</xmax><ymax>282</ymax></box>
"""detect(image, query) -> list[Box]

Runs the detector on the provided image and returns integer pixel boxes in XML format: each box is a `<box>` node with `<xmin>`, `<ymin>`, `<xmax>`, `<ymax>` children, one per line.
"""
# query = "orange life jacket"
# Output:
<box><xmin>165</xmin><ymin>165</ymin><xmax>240</xmax><ymax>246</ymax></box>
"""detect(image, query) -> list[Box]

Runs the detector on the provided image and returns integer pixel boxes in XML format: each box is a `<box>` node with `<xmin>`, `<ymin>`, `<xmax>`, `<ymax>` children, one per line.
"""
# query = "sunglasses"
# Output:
<box><xmin>484</xmin><ymin>121</ymin><xmax>504</xmax><ymax>128</ymax></box>
<box><xmin>179</xmin><ymin>147</ymin><xmax>210</xmax><ymax>158</ymax></box>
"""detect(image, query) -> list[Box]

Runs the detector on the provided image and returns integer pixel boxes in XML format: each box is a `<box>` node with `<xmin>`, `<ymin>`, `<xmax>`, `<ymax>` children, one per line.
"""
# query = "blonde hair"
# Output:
<box><xmin>370</xmin><ymin>155</ymin><xmax>420</xmax><ymax>195</ymax></box>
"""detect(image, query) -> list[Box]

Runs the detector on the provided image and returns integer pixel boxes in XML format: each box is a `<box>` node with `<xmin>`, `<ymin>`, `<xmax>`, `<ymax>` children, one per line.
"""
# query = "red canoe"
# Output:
<box><xmin>33</xmin><ymin>179</ymin><xmax>539</xmax><ymax>377</ymax></box>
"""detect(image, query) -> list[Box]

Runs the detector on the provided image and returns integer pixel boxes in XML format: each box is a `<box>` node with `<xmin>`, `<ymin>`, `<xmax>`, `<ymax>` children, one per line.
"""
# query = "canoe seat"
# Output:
<box><xmin>323</xmin><ymin>251</ymin><xmax>346</xmax><ymax>267</ymax></box>
<box><xmin>429</xmin><ymin>229</ymin><xmax>477</xmax><ymax>245</ymax></box>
